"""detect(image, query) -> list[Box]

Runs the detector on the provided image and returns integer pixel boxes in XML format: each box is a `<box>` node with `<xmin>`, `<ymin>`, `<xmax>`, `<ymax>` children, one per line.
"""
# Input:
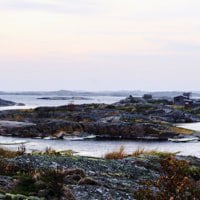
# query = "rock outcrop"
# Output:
<box><xmin>0</xmin><ymin>98</ymin><xmax>25</xmax><ymax>107</ymax></box>
<box><xmin>0</xmin><ymin>96</ymin><xmax>199</xmax><ymax>139</ymax></box>
<box><xmin>0</xmin><ymin>153</ymin><xmax>199</xmax><ymax>199</ymax></box>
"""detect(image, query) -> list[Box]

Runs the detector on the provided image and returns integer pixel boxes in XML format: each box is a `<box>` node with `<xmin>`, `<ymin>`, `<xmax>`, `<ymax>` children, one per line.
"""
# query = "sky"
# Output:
<box><xmin>0</xmin><ymin>0</ymin><xmax>200</xmax><ymax>91</ymax></box>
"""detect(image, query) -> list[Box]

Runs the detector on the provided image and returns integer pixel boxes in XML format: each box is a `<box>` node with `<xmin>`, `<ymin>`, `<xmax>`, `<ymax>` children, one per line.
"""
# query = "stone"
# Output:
<box><xmin>78</xmin><ymin>177</ymin><xmax>99</xmax><ymax>186</ymax></box>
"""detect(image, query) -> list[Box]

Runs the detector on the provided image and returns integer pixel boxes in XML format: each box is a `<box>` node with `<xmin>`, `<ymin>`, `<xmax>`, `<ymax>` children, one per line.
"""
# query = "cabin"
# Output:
<box><xmin>183</xmin><ymin>92</ymin><xmax>191</xmax><ymax>99</ymax></box>
<box><xmin>174</xmin><ymin>93</ymin><xmax>193</xmax><ymax>108</ymax></box>
<box><xmin>143</xmin><ymin>94</ymin><xmax>153</xmax><ymax>100</ymax></box>
<box><xmin>174</xmin><ymin>95</ymin><xmax>188</xmax><ymax>105</ymax></box>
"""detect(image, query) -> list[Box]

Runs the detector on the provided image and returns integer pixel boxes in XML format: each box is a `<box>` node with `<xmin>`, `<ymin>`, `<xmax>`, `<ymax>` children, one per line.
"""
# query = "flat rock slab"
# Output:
<box><xmin>0</xmin><ymin>120</ymin><xmax>36</xmax><ymax>128</ymax></box>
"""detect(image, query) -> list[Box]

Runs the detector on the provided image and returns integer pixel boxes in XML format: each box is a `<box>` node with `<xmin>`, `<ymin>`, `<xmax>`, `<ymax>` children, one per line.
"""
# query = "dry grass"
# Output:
<box><xmin>32</xmin><ymin>147</ymin><xmax>74</xmax><ymax>157</ymax></box>
<box><xmin>132</xmin><ymin>147</ymin><xmax>177</xmax><ymax>157</ymax></box>
<box><xmin>58</xmin><ymin>150</ymin><xmax>74</xmax><ymax>157</ymax></box>
<box><xmin>44</xmin><ymin>147</ymin><xmax>57</xmax><ymax>155</ymax></box>
<box><xmin>105</xmin><ymin>146</ymin><xmax>176</xmax><ymax>160</ymax></box>
<box><xmin>104</xmin><ymin>146</ymin><xmax>127</xmax><ymax>160</ymax></box>
<box><xmin>134</xmin><ymin>155</ymin><xmax>200</xmax><ymax>199</ymax></box>
<box><xmin>131</xmin><ymin>147</ymin><xmax>146</xmax><ymax>157</ymax></box>
<box><xmin>32</xmin><ymin>147</ymin><xmax>58</xmax><ymax>156</ymax></box>
<box><xmin>0</xmin><ymin>145</ymin><xmax>26</xmax><ymax>158</ymax></box>
<box><xmin>170</xmin><ymin>126</ymin><xmax>194</xmax><ymax>135</ymax></box>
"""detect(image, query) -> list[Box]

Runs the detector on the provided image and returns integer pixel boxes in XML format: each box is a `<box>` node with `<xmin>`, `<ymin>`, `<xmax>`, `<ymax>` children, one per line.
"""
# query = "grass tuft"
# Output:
<box><xmin>104</xmin><ymin>146</ymin><xmax>127</xmax><ymax>160</ymax></box>
<box><xmin>0</xmin><ymin>145</ymin><xmax>26</xmax><ymax>159</ymax></box>
<box><xmin>104</xmin><ymin>146</ymin><xmax>177</xmax><ymax>160</ymax></box>
<box><xmin>132</xmin><ymin>147</ymin><xmax>178</xmax><ymax>157</ymax></box>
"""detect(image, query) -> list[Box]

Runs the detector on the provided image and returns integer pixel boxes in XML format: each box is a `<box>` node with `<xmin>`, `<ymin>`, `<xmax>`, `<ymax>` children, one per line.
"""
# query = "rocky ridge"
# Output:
<box><xmin>0</xmin><ymin>96</ymin><xmax>199</xmax><ymax>140</ymax></box>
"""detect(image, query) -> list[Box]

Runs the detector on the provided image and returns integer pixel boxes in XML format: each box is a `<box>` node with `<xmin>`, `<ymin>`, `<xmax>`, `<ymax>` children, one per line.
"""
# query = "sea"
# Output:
<box><xmin>0</xmin><ymin>94</ymin><xmax>124</xmax><ymax>111</ymax></box>
<box><xmin>0</xmin><ymin>94</ymin><xmax>200</xmax><ymax>158</ymax></box>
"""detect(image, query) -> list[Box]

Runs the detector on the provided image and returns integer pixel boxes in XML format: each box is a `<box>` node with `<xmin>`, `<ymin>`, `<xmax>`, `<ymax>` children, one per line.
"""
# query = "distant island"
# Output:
<box><xmin>1</xmin><ymin>90</ymin><xmax>200</xmax><ymax>98</ymax></box>
<box><xmin>37</xmin><ymin>97</ymin><xmax>92</xmax><ymax>101</ymax></box>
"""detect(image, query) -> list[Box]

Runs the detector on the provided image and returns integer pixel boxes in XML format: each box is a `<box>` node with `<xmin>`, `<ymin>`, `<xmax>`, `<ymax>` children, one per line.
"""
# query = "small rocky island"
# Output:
<box><xmin>37</xmin><ymin>97</ymin><xmax>92</xmax><ymax>101</ymax></box>
<box><xmin>0</xmin><ymin>95</ymin><xmax>200</xmax><ymax>140</ymax></box>
<box><xmin>0</xmin><ymin>98</ymin><xmax>25</xmax><ymax>107</ymax></box>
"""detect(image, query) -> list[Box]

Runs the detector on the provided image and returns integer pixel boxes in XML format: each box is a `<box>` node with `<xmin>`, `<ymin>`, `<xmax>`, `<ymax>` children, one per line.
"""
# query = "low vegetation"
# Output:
<box><xmin>32</xmin><ymin>147</ymin><xmax>74</xmax><ymax>157</ymax></box>
<box><xmin>0</xmin><ymin>145</ymin><xmax>26</xmax><ymax>159</ymax></box>
<box><xmin>0</xmin><ymin>158</ymin><xmax>76</xmax><ymax>199</ymax></box>
<box><xmin>104</xmin><ymin>146</ymin><xmax>200</xmax><ymax>199</ymax></box>
<box><xmin>0</xmin><ymin>145</ymin><xmax>199</xmax><ymax>199</ymax></box>
<box><xmin>134</xmin><ymin>155</ymin><xmax>200</xmax><ymax>199</ymax></box>
<box><xmin>104</xmin><ymin>146</ymin><xmax>176</xmax><ymax>159</ymax></box>
<box><xmin>10</xmin><ymin>168</ymin><xmax>76</xmax><ymax>199</ymax></box>
<box><xmin>104</xmin><ymin>146</ymin><xmax>127</xmax><ymax>159</ymax></box>
<box><xmin>170</xmin><ymin>126</ymin><xmax>194</xmax><ymax>135</ymax></box>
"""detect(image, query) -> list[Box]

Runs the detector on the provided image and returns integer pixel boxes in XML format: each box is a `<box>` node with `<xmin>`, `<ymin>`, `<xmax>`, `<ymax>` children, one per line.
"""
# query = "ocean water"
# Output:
<box><xmin>0</xmin><ymin>136</ymin><xmax>200</xmax><ymax>158</ymax></box>
<box><xmin>0</xmin><ymin>94</ymin><xmax>200</xmax><ymax>158</ymax></box>
<box><xmin>177</xmin><ymin>122</ymin><xmax>200</xmax><ymax>132</ymax></box>
<box><xmin>0</xmin><ymin>123</ymin><xmax>200</xmax><ymax>158</ymax></box>
<box><xmin>0</xmin><ymin>94</ymin><xmax>124</xmax><ymax>111</ymax></box>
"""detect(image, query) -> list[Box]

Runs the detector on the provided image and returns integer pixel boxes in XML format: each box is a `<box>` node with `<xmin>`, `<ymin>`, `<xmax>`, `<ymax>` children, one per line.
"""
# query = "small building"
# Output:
<box><xmin>174</xmin><ymin>93</ymin><xmax>193</xmax><ymax>108</ymax></box>
<box><xmin>183</xmin><ymin>92</ymin><xmax>191</xmax><ymax>99</ymax></box>
<box><xmin>143</xmin><ymin>94</ymin><xmax>152</xmax><ymax>100</ymax></box>
<box><xmin>174</xmin><ymin>95</ymin><xmax>187</xmax><ymax>105</ymax></box>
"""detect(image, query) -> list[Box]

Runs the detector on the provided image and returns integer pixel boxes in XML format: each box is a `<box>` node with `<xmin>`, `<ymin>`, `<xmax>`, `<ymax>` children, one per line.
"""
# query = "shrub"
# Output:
<box><xmin>39</xmin><ymin>169</ymin><xmax>65</xmax><ymax>198</ymax></box>
<box><xmin>134</xmin><ymin>156</ymin><xmax>200</xmax><ymax>199</ymax></box>
<box><xmin>12</xmin><ymin>175</ymin><xmax>37</xmax><ymax>196</ymax></box>
<box><xmin>13</xmin><ymin>169</ymin><xmax>68</xmax><ymax>198</ymax></box>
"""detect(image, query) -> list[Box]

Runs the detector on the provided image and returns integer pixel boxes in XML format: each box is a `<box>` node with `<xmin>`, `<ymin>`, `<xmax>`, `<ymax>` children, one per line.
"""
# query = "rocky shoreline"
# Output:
<box><xmin>0</xmin><ymin>96</ymin><xmax>199</xmax><ymax>140</ymax></box>
<box><xmin>0</xmin><ymin>96</ymin><xmax>200</xmax><ymax>199</ymax></box>
<box><xmin>0</xmin><ymin>98</ymin><xmax>25</xmax><ymax>107</ymax></box>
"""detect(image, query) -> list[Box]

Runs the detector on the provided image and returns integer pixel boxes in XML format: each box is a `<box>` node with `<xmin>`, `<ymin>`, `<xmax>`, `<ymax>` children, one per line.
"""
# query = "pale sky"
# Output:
<box><xmin>0</xmin><ymin>0</ymin><xmax>200</xmax><ymax>91</ymax></box>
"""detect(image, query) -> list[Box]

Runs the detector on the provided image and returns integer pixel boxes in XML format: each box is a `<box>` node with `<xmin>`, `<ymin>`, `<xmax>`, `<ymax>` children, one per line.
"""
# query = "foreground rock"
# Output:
<box><xmin>0</xmin><ymin>153</ymin><xmax>200</xmax><ymax>199</ymax></box>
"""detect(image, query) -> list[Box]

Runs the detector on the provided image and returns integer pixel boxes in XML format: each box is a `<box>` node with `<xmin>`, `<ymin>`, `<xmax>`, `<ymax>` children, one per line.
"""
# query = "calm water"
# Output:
<box><xmin>0</xmin><ymin>95</ymin><xmax>200</xmax><ymax>158</ymax></box>
<box><xmin>177</xmin><ymin>122</ymin><xmax>200</xmax><ymax>132</ymax></box>
<box><xmin>0</xmin><ymin>135</ymin><xmax>200</xmax><ymax>158</ymax></box>
<box><xmin>0</xmin><ymin>95</ymin><xmax>124</xmax><ymax>111</ymax></box>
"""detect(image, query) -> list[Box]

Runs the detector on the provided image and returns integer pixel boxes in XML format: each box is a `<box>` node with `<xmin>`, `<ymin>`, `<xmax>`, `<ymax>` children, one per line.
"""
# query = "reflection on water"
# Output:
<box><xmin>0</xmin><ymin>136</ymin><xmax>200</xmax><ymax>158</ymax></box>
